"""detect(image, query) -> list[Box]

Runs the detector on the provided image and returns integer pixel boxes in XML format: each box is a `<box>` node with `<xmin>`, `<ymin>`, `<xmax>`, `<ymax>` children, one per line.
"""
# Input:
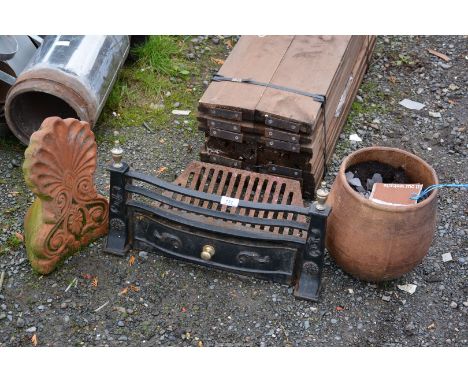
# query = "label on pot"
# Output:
<box><xmin>369</xmin><ymin>183</ymin><xmax>423</xmax><ymax>206</ymax></box>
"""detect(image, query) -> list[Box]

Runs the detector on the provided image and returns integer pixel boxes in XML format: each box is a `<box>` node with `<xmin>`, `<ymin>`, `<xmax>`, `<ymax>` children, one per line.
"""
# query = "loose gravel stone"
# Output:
<box><xmin>441</xmin><ymin>252</ymin><xmax>453</xmax><ymax>262</ymax></box>
<box><xmin>404</xmin><ymin>323</ymin><xmax>417</xmax><ymax>336</ymax></box>
<box><xmin>16</xmin><ymin>317</ymin><xmax>25</xmax><ymax>328</ymax></box>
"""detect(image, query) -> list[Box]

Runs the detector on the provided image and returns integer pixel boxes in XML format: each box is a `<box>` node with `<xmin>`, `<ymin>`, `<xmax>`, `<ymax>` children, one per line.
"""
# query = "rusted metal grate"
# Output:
<box><xmin>169</xmin><ymin>161</ymin><xmax>307</xmax><ymax>237</ymax></box>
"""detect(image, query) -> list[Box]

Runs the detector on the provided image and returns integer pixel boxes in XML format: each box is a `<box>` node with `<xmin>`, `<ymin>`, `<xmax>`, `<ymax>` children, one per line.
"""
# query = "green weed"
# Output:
<box><xmin>98</xmin><ymin>35</ymin><xmax>228</xmax><ymax>140</ymax></box>
<box><xmin>7</xmin><ymin>234</ymin><xmax>22</xmax><ymax>249</ymax></box>
<box><xmin>132</xmin><ymin>36</ymin><xmax>181</xmax><ymax>75</ymax></box>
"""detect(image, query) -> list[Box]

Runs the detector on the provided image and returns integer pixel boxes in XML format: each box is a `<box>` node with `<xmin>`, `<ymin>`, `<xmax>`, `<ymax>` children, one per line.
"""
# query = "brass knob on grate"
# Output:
<box><xmin>315</xmin><ymin>181</ymin><xmax>329</xmax><ymax>211</ymax></box>
<box><xmin>201</xmin><ymin>245</ymin><xmax>215</xmax><ymax>261</ymax></box>
<box><xmin>111</xmin><ymin>140</ymin><xmax>123</xmax><ymax>168</ymax></box>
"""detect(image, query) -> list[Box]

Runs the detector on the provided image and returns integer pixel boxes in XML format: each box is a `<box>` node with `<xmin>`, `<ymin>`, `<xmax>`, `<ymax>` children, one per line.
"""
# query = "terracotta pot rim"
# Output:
<box><xmin>339</xmin><ymin>146</ymin><xmax>439</xmax><ymax>212</ymax></box>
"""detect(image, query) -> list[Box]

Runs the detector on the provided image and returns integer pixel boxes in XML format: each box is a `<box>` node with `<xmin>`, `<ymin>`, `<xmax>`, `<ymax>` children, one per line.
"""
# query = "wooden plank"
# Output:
<box><xmin>309</xmin><ymin>36</ymin><xmax>376</xmax><ymax>188</ymax></box>
<box><xmin>291</xmin><ymin>35</ymin><xmax>368</xmax><ymax>156</ymax></box>
<box><xmin>255</xmin><ymin>35</ymin><xmax>363</xmax><ymax>129</ymax></box>
<box><xmin>199</xmin><ymin>35</ymin><xmax>294</xmax><ymax>120</ymax></box>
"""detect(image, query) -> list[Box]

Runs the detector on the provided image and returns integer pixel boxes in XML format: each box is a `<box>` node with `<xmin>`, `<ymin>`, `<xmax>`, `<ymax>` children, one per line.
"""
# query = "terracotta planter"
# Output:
<box><xmin>326</xmin><ymin>146</ymin><xmax>438</xmax><ymax>281</ymax></box>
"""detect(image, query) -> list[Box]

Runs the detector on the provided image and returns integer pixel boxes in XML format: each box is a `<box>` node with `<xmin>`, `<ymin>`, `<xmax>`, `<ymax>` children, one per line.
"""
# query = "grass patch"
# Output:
<box><xmin>346</xmin><ymin>80</ymin><xmax>388</xmax><ymax>125</ymax></box>
<box><xmin>2</xmin><ymin>206</ymin><xmax>20</xmax><ymax>216</ymax></box>
<box><xmin>96</xmin><ymin>35</ymin><xmax>229</xmax><ymax>144</ymax></box>
<box><xmin>334</xmin><ymin>76</ymin><xmax>391</xmax><ymax>156</ymax></box>
<box><xmin>7</xmin><ymin>234</ymin><xmax>22</xmax><ymax>249</ymax></box>
<box><xmin>1</xmin><ymin>233</ymin><xmax>23</xmax><ymax>254</ymax></box>
<box><xmin>132</xmin><ymin>36</ymin><xmax>182</xmax><ymax>76</ymax></box>
<box><xmin>99</xmin><ymin>36</ymin><xmax>195</xmax><ymax>128</ymax></box>
<box><xmin>387</xmin><ymin>50</ymin><xmax>419</xmax><ymax>69</ymax></box>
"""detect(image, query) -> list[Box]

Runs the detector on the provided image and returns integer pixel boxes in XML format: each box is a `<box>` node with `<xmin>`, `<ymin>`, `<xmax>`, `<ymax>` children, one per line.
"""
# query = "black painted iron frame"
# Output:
<box><xmin>104</xmin><ymin>162</ymin><xmax>330</xmax><ymax>301</ymax></box>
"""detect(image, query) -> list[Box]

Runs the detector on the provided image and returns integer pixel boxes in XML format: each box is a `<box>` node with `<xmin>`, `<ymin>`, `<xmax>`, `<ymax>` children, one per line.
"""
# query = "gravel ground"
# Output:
<box><xmin>0</xmin><ymin>35</ymin><xmax>466</xmax><ymax>347</ymax></box>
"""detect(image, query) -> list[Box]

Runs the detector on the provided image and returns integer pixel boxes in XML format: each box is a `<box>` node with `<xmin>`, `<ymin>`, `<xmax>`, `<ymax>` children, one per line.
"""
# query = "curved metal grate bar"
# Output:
<box><xmin>126</xmin><ymin>184</ymin><xmax>309</xmax><ymax>231</ymax></box>
<box><xmin>126</xmin><ymin>170</ymin><xmax>311</xmax><ymax>216</ymax></box>
<box><xmin>127</xmin><ymin>200</ymin><xmax>307</xmax><ymax>245</ymax></box>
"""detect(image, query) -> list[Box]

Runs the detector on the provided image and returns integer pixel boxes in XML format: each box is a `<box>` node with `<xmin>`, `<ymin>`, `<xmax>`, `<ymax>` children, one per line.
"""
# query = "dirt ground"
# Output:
<box><xmin>0</xmin><ymin>35</ymin><xmax>466</xmax><ymax>347</ymax></box>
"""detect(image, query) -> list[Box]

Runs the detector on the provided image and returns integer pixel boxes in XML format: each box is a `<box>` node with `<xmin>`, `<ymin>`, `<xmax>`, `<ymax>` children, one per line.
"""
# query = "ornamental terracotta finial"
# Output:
<box><xmin>23</xmin><ymin>117</ymin><xmax>109</xmax><ymax>274</ymax></box>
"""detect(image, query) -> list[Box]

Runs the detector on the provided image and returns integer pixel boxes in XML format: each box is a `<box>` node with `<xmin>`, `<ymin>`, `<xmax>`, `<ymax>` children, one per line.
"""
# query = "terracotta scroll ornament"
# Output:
<box><xmin>23</xmin><ymin>117</ymin><xmax>109</xmax><ymax>274</ymax></box>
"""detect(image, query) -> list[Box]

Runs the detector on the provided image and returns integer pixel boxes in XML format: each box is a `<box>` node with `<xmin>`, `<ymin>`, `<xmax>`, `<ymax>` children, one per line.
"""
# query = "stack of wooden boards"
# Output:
<box><xmin>198</xmin><ymin>35</ymin><xmax>376</xmax><ymax>198</ymax></box>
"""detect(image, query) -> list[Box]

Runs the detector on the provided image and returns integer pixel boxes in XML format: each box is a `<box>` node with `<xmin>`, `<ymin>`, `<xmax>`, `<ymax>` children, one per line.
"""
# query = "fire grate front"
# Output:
<box><xmin>168</xmin><ymin>161</ymin><xmax>307</xmax><ymax>238</ymax></box>
<box><xmin>105</xmin><ymin>157</ymin><xmax>330</xmax><ymax>301</ymax></box>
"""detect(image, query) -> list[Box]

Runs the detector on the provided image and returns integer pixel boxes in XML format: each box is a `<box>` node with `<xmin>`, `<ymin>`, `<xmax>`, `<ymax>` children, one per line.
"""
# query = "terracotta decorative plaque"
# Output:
<box><xmin>23</xmin><ymin>117</ymin><xmax>108</xmax><ymax>274</ymax></box>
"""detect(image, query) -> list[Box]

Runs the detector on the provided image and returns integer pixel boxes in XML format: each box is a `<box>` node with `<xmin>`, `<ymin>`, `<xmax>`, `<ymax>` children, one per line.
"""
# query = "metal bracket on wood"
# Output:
<box><xmin>200</xmin><ymin>152</ymin><xmax>243</xmax><ymax>168</ymax></box>
<box><xmin>261</xmin><ymin>164</ymin><xmax>302</xmax><ymax>179</ymax></box>
<box><xmin>209</xmin><ymin>127</ymin><xmax>243</xmax><ymax>143</ymax></box>
<box><xmin>264</xmin><ymin>115</ymin><xmax>302</xmax><ymax>133</ymax></box>
<box><xmin>264</xmin><ymin>127</ymin><xmax>300</xmax><ymax>143</ymax></box>
<box><xmin>207</xmin><ymin>107</ymin><xmax>242</xmax><ymax>121</ymax></box>
<box><xmin>264</xmin><ymin>138</ymin><xmax>300</xmax><ymax>153</ymax></box>
<box><xmin>207</xmin><ymin>119</ymin><xmax>241</xmax><ymax>133</ymax></box>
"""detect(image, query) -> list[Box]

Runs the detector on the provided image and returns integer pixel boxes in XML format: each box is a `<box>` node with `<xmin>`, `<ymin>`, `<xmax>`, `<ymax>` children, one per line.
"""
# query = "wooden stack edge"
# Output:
<box><xmin>198</xmin><ymin>36</ymin><xmax>296</xmax><ymax>123</ymax></box>
<box><xmin>197</xmin><ymin>114</ymin><xmax>313</xmax><ymax>146</ymax></box>
<box><xmin>198</xmin><ymin>36</ymin><xmax>372</xmax><ymax>157</ymax></box>
<box><xmin>254</xmin><ymin>35</ymin><xmax>368</xmax><ymax>132</ymax></box>
<box><xmin>307</xmin><ymin>36</ymin><xmax>377</xmax><ymax>191</ymax></box>
<box><xmin>199</xmin><ymin>36</ymin><xmax>376</xmax><ymax>199</ymax></box>
<box><xmin>198</xmin><ymin>36</ymin><xmax>368</xmax><ymax>134</ymax></box>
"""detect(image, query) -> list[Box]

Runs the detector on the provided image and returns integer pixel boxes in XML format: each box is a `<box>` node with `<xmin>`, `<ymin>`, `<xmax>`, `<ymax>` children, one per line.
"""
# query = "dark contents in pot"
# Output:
<box><xmin>345</xmin><ymin>161</ymin><xmax>410</xmax><ymax>198</ymax></box>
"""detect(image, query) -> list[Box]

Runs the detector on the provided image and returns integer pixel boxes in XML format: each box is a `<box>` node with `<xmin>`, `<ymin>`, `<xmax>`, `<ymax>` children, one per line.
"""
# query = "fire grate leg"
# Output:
<box><xmin>293</xmin><ymin>203</ymin><xmax>330</xmax><ymax>301</ymax></box>
<box><xmin>105</xmin><ymin>162</ymin><xmax>131</xmax><ymax>256</ymax></box>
